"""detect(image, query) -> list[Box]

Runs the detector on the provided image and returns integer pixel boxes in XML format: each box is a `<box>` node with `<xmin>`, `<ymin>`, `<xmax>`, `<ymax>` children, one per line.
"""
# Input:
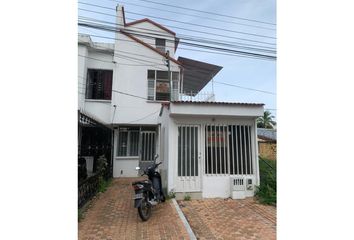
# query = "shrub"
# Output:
<box><xmin>166</xmin><ymin>191</ymin><xmax>176</xmax><ymax>200</ymax></box>
<box><xmin>255</xmin><ymin>157</ymin><xmax>276</xmax><ymax>205</ymax></box>
<box><xmin>96</xmin><ymin>155</ymin><xmax>108</xmax><ymax>175</ymax></box>
<box><xmin>184</xmin><ymin>194</ymin><xmax>191</xmax><ymax>201</ymax></box>
<box><xmin>96</xmin><ymin>155</ymin><xmax>112</xmax><ymax>193</ymax></box>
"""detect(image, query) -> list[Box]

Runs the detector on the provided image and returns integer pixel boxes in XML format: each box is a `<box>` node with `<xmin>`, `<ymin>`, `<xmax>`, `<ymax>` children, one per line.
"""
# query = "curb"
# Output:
<box><xmin>171</xmin><ymin>199</ymin><xmax>197</xmax><ymax>240</ymax></box>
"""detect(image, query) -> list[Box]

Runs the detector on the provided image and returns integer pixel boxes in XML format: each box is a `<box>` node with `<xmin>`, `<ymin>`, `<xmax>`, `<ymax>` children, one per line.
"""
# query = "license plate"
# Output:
<box><xmin>134</xmin><ymin>193</ymin><xmax>143</xmax><ymax>199</ymax></box>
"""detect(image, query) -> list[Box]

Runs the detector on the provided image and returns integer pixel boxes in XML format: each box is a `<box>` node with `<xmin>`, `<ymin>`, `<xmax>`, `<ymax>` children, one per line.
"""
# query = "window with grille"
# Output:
<box><xmin>155</xmin><ymin>38</ymin><xmax>166</xmax><ymax>53</ymax></box>
<box><xmin>147</xmin><ymin>70</ymin><xmax>179</xmax><ymax>101</ymax></box>
<box><xmin>86</xmin><ymin>69</ymin><xmax>113</xmax><ymax>100</ymax></box>
<box><xmin>205</xmin><ymin>124</ymin><xmax>253</xmax><ymax>175</ymax></box>
<box><xmin>117</xmin><ymin>127</ymin><xmax>139</xmax><ymax>157</ymax></box>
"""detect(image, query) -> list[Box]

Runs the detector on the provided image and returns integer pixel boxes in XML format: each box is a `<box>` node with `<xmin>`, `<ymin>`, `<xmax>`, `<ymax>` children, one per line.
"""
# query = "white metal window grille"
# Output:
<box><xmin>205</xmin><ymin>124</ymin><xmax>253</xmax><ymax>175</ymax></box>
<box><xmin>117</xmin><ymin>127</ymin><xmax>139</xmax><ymax>157</ymax></box>
<box><xmin>141</xmin><ymin>131</ymin><xmax>156</xmax><ymax>161</ymax></box>
<box><xmin>147</xmin><ymin>70</ymin><xmax>155</xmax><ymax>100</ymax></box>
<box><xmin>178</xmin><ymin>126</ymin><xmax>199</xmax><ymax>177</ymax></box>
<box><xmin>146</xmin><ymin>70</ymin><xmax>179</xmax><ymax>101</ymax></box>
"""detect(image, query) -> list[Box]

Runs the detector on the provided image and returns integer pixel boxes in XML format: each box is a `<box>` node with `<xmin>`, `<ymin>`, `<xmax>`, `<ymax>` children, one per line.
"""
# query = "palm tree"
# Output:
<box><xmin>257</xmin><ymin>111</ymin><xmax>276</xmax><ymax>129</ymax></box>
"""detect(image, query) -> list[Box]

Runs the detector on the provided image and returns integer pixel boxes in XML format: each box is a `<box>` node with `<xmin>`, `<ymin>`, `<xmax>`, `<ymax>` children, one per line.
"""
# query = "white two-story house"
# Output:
<box><xmin>78</xmin><ymin>5</ymin><xmax>264</xmax><ymax>199</ymax></box>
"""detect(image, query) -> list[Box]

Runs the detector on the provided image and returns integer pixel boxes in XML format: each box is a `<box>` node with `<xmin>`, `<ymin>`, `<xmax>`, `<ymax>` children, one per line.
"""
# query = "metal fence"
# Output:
<box><xmin>178</xmin><ymin>91</ymin><xmax>215</xmax><ymax>102</ymax></box>
<box><xmin>78</xmin><ymin>173</ymin><xmax>100</xmax><ymax>208</ymax></box>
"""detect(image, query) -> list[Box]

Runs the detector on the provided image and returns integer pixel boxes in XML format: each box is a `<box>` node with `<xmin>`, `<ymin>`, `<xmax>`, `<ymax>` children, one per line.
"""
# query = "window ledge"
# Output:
<box><xmin>146</xmin><ymin>100</ymin><xmax>170</xmax><ymax>103</ymax></box>
<box><xmin>85</xmin><ymin>99</ymin><xmax>111</xmax><ymax>103</ymax></box>
<box><xmin>115</xmin><ymin>156</ymin><xmax>140</xmax><ymax>160</ymax></box>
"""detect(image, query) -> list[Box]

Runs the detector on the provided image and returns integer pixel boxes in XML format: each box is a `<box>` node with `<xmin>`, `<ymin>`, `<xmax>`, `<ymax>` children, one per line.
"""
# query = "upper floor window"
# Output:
<box><xmin>155</xmin><ymin>38</ymin><xmax>166</xmax><ymax>53</ymax></box>
<box><xmin>147</xmin><ymin>70</ymin><xmax>179</xmax><ymax>101</ymax></box>
<box><xmin>86</xmin><ymin>69</ymin><xmax>113</xmax><ymax>100</ymax></box>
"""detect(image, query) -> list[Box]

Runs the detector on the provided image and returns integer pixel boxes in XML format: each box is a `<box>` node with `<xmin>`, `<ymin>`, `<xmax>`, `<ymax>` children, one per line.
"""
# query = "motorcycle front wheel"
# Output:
<box><xmin>138</xmin><ymin>197</ymin><xmax>152</xmax><ymax>221</ymax></box>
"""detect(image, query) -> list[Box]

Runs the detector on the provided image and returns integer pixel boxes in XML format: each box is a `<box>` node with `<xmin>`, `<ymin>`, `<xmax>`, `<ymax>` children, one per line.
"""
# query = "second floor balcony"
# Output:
<box><xmin>176</xmin><ymin>91</ymin><xmax>215</xmax><ymax>102</ymax></box>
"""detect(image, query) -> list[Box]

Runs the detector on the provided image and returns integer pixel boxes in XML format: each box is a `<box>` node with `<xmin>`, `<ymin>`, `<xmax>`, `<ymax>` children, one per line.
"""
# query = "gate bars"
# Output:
<box><xmin>205</xmin><ymin>124</ymin><xmax>253</xmax><ymax>175</ymax></box>
<box><xmin>178</xmin><ymin>126</ymin><xmax>199</xmax><ymax>177</ymax></box>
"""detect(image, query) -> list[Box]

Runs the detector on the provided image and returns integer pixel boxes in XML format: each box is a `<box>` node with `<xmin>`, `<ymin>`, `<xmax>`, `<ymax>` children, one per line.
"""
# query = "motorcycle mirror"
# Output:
<box><xmin>135</xmin><ymin>166</ymin><xmax>140</xmax><ymax>170</ymax></box>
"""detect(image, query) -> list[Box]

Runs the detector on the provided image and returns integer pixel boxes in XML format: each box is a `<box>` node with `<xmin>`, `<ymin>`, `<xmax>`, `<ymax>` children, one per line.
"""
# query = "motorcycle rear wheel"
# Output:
<box><xmin>138</xmin><ymin>198</ymin><xmax>152</xmax><ymax>221</ymax></box>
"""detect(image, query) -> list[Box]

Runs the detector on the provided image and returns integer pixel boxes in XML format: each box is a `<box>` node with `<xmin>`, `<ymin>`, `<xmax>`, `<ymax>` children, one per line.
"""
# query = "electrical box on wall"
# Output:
<box><xmin>246</xmin><ymin>178</ymin><xmax>253</xmax><ymax>190</ymax></box>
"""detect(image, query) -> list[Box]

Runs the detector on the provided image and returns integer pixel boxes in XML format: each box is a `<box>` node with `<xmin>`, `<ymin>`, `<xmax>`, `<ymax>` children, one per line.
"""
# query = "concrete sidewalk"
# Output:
<box><xmin>78</xmin><ymin>178</ymin><xmax>190</xmax><ymax>240</ymax></box>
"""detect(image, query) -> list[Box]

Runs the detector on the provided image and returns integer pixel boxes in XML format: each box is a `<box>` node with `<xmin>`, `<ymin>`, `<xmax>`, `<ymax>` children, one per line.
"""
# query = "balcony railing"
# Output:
<box><xmin>177</xmin><ymin>91</ymin><xmax>215</xmax><ymax>102</ymax></box>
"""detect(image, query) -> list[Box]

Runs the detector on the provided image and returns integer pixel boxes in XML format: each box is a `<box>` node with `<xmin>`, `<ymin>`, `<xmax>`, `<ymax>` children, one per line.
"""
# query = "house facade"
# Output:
<box><xmin>78</xmin><ymin>5</ymin><xmax>264</xmax><ymax>199</ymax></box>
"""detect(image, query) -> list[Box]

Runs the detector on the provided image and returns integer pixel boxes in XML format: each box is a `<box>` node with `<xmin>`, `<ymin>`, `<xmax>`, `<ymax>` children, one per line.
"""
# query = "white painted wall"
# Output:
<box><xmin>112</xmin><ymin>31</ymin><xmax>180</xmax><ymax>125</ymax></box>
<box><xmin>125</xmin><ymin>21</ymin><xmax>176</xmax><ymax>56</ymax></box>
<box><xmin>78</xmin><ymin>45</ymin><xmax>88</xmax><ymax>110</ymax></box>
<box><xmin>78</xmin><ymin>40</ymin><xmax>115</xmax><ymax>124</ymax></box>
<box><xmin>113</xmin><ymin>158</ymin><xmax>139</xmax><ymax>177</ymax></box>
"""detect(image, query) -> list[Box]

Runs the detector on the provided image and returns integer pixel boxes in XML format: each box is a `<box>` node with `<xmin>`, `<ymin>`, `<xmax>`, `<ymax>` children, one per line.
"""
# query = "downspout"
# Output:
<box><xmin>110</xmin><ymin>105</ymin><xmax>117</xmax><ymax>178</ymax></box>
<box><xmin>254</xmin><ymin>118</ymin><xmax>260</xmax><ymax>186</ymax></box>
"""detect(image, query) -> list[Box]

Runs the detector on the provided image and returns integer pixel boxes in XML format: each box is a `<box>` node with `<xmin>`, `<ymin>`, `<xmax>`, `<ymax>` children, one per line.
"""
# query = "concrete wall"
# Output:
<box><xmin>113</xmin><ymin>158</ymin><xmax>139</xmax><ymax>177</ymax></box>
<box><xmin>112</xmin><ymin>30</ymin><xmax>180</xmax><ymax>125</ymax></box>
<box><xmin>78</xmin><ymin>43</ymin><xmax>115</xmax><ymax>124</ymax></box>
<box><xmin>78</xmin><ymin>45</ymin><xmax>88</xmax><ymax>110</ymax></box>
<box><xmin>125</xmin><ymin>21</ymin><xmax>176</xmax><ymax>56</ymax></box>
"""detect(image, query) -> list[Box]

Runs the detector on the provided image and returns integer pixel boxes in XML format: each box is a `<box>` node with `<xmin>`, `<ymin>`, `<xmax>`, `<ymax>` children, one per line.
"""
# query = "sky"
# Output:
<box><xmin>78</xmin><ymin>0</ymin><xmax>276</xmax><ymax>120</ymax></box>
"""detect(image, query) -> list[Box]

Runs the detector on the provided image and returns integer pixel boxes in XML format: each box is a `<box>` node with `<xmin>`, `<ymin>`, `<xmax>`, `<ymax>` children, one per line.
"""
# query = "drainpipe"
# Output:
<box><xmin>254</xmin><ymin>118</ymin><xmax>260</xmax><ymax>186</ymax></box>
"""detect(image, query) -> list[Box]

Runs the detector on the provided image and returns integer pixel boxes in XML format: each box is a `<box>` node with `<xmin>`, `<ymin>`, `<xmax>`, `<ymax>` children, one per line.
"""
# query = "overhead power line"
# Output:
<box><xmin>78</xmin><ymin>8</ymin><xmax>276</xmax><ymax>46</ymax></box>
<box><xmin>79</xmin><ymin>30</ymin><xmax>272</xmax><ymax>61</ymax></box>
<box><xmin>78</xmin><ymin>16</ymin><xmax>276</xmax><ymax>51</ymax></box>
<box><xmin>214</xmin><ymin>81</ymin><xmax>276</xmax><ymax>95</ymax></box>
<box><xmin>78</xmin><ymin>22</ymin><xmax>276</xmax><ymax>60</ymax></box>
<box><xmin>104</xmin><ymin>0</ymin><xmax>276</xmax><ymax>31</ymax></box>
<box><xmin>78</xmin><ymin>2</ymin><xmax>276</xmax><ymax>39</ymax></box>
<box><xmin>134</xmin><ymin>0</ymin><xmax>276</xmax><ymax>25</ymax></box>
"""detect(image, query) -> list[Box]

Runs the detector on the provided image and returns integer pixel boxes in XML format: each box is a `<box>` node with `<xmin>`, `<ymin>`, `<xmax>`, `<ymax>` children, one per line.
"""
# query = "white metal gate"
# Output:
<box><xmin>176</xmin><ymin>125</ymin><xmax>201</xmax><ymax>192</ymax></box>
<box><xmin>140</xmin><ymin>131</ymin><xmax>156</xmax><ymax>161</ymax></box>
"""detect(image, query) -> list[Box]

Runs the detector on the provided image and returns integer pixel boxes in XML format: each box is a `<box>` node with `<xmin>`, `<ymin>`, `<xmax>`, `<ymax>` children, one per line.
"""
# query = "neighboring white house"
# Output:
<box><xmin>78</xmin><ymin>5</ymin><xmax>264</xmax><ymax>199</ymax></box>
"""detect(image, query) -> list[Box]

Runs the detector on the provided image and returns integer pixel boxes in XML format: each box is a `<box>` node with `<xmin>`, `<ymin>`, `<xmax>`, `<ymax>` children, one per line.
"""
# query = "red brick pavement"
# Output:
<box><xmin>78</xmin><ymin>178</ymin><xmax>190</xmax><ymax>240</ymax></box>
<box><xmin>178</xmin><ymin>198</ymin><xmax>276</xmax><ymax>240</ymax></box>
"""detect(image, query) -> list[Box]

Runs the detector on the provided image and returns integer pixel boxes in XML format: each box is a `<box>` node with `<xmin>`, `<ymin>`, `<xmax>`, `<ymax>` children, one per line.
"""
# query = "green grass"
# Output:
<box><xmin>255</xmin><ymin>157</ymin><xmax>276</xmax><ymax>205</ymax></box>
<box><xmin>98</xmin><ymin>177</ymin><xmax>113</xmax><ymax>193</ymax></box>
<box><xmin>78</xmin><ymin>209</ymin><xmax>83</xmax><ymax>222</ymax></box>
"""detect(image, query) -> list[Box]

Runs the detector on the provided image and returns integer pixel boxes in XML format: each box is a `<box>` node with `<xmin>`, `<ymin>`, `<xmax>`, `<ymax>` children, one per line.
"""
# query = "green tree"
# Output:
<box><xmin>257</xmin><ymin>110</ymin><xmax>276</xmax><ymax>129</ymax></box>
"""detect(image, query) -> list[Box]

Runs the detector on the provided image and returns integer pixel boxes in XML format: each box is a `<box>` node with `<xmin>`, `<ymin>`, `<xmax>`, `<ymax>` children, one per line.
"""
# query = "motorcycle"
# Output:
<box><xmin>132</xmin><ymin>154</ymin><xmax>165</xmax><ymax>221</ymax></box>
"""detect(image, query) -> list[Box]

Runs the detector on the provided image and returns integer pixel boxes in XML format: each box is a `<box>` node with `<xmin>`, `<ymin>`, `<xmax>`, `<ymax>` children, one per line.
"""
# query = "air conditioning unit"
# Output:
<box><xmin>230</xmin><ymin>177</ymin><xmax>246</xmax><ymax>199</ymax></box>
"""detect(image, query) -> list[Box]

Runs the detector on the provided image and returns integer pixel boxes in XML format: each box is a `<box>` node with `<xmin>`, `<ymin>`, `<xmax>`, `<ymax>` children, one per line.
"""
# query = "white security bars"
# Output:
<box><xmin>141</xmin><ymin>131</ymin><xmax>156</xmax><ymax>161</ymax></box>
<box><xmin>178</xmin><ymin>126</ymin><xmax>199</xmax><ymax>177</ymax></box>
<box><xmin>205</xmin><ymin>125</ymin><xmax>253</xmax><ymax>175</ymax></box>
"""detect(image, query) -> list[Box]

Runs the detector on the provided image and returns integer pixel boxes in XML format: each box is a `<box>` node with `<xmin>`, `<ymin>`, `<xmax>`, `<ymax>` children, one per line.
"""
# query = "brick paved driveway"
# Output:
<box><xmin>79</xmin><ymin>178</ymin><xmax>189</xmax><ymax>240</ymax></box>
<box><xmin>178</xmin><ymin>198</ymin><xmax>276</xmax><ymax>240</ymax></box>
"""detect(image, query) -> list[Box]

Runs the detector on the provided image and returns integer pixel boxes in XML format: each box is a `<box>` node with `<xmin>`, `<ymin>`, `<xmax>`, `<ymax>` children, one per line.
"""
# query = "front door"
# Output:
<box><xmin>176</xmin><ymin>125</ymin><xmax>201</xmax><ymax>192</ymax></box>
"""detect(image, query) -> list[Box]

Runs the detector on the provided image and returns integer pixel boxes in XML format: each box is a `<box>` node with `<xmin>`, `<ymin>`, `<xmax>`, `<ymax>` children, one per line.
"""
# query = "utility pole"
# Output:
<box><xmin>165</xmin><ymin>50</ymin><xmax>172</xmax><ymax>101</ymax></box>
